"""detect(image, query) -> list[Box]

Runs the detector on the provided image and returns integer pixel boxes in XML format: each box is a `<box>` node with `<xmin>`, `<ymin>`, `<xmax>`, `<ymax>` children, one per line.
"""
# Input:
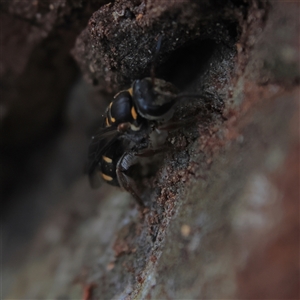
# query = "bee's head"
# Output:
<box><xmin>132</xmin><ymin>78</ymin><xmax>178</xmax><ymax>121</ymax></box>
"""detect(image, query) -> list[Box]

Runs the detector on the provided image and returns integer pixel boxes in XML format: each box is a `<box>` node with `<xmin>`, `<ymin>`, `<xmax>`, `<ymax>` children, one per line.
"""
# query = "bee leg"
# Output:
<box><xmin>157</xmin><ymin>116</ymin><xmax>196</xmax><ymax>131</ymax></box>
<box><xmin>135</xmin><ymin>147</ymin><xmax>168</xmax><ymax>157</ymax></box>
<box><xmin>116</xmin><ymin>152</ymin><xmax>144</xmax><ymax>207</ymax></box>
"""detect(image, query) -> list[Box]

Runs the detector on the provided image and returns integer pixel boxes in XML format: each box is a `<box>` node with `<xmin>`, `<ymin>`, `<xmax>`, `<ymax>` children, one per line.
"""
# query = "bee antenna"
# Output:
<box><xmin>151</xmin><ymin>35</ymin><xmax>163</xmax><ymax>87</ymax></box>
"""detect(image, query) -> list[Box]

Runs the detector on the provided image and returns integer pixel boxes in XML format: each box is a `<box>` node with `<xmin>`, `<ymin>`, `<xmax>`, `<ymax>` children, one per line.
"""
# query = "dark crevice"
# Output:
<box><xmin>157</xmin><ymin>40</ymin><xmax>217</xmax><ymax>91</ymax></box>
<box><xmin>124</xmin><ymin>8</ymin><xmax>136</xmax><ymax>19</ymax></box>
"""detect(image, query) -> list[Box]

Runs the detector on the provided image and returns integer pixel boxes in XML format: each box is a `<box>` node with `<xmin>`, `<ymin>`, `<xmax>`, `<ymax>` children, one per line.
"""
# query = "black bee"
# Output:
<box><xmin>87</xmin><ymin>77</ymin><xmax>181</xmax><ymax>205</ymax></box>
<box><xmin>87</xmin><ymin>37</ymin><xmax>200</xmax><ymax>205</ymax></box>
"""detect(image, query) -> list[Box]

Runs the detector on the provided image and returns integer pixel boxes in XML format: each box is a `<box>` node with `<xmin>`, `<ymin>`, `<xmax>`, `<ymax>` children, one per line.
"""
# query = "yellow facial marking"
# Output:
<box><xmin>110</xmin><ymin>116</ymin><xmax>116</xmax><ymax>123</ymax></box>
<box><xmin>105</xmin><ymin>117</ymin><xmax>110</xmax><ymax>127</ymax></box>
<box><xmin>131</xmin><ymin>106</ymin><xmax>138</xmax><ymax>120</ymax></box>
<box><xmin>101</xmin><ymin>173</ymin><xmax>113</xmax><ymax>181</ymax></box>
<box><xmin>128</xmin><ymin>87</ymin><xmax>133</xmax><ymax>96</ymax></box>
<box><xmin>102</xmin><ymin>155</ymin><xmax>112</xmax><ymax>163</ymax></box>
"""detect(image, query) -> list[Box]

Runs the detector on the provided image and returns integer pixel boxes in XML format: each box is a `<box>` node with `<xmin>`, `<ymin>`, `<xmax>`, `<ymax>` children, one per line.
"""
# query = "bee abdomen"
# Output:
<box><xmin>100</xmin><ymin>154</ymin><xmax>119</xmax><ymax>186</ymax></box>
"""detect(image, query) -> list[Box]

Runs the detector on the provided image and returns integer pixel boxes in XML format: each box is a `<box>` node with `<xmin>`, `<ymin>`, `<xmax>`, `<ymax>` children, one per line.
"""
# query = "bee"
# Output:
<box><xmin>87</xmin><ymin>37</ymin><xmax>200</xmax><ymax>205</ymax></box>
<box><xmin>87</xmin><ymin>77</ymin><xmax>182</xmax><ymax>205</ymax></box>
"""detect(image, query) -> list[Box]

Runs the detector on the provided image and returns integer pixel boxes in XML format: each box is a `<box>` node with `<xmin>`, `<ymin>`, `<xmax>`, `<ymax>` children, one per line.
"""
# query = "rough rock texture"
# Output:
<box><xmin>2</xmin><ymin>0</ymin><xmax>299</xmax><ymax>299</ymax></box>
<box><xmin>73</xmin><ymin>0</ymin><xmax>243</xmax><ymax>92</ymax></box>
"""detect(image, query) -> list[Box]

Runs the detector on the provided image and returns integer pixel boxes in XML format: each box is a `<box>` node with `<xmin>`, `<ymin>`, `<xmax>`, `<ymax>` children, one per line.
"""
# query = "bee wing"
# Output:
<box><xmin>86</xmin><ymin>127</ymin><xmax>120</xmax><ymax>188</ymax></box>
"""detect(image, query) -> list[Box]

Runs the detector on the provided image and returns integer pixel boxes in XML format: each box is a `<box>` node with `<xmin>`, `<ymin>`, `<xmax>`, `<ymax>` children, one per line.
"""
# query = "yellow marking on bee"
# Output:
<box><xmin>108</xmin><ymin>102</ymin><xmax>116</xmax><ymax>123</ymax></box>
<box><xmin>102</xmin><ymin>155</ymin><xmax>112</xmax><ymax>163</ymax></box>
<box><xmin>101</xmin><ymin>173</ymin><xmax>113</xmax><ymax>181</ymax></box>
<box><xmin>128</xmin><ymin>87</ymin><xmax>133</xmax><ymax>96</ymax></box>
<box><xmin>106</xmin><ymin>117</ymin><xmax>110</xmax><ymax>126</ymax></box>
<box><xmin>131</xmin><ymin>106</ymin><xmax>138</xmax><ymax>120</ymax></box>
